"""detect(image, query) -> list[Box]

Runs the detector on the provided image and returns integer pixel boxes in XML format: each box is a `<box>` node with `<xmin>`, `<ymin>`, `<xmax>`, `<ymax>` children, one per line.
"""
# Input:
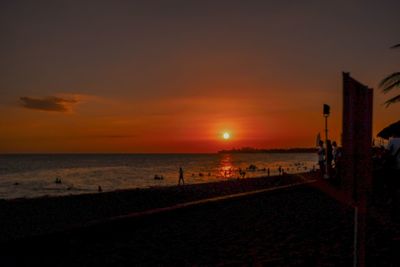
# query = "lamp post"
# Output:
<box><xmin>323</xmin><ymin>104</ymin><xmax>330</xmax><ymax>179</ymax></box>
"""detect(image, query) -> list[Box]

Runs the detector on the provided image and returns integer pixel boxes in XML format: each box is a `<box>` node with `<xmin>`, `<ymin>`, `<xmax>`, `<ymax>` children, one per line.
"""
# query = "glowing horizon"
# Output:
<box><xmin>1</xmin><ymin>1</ymin><xmax>399</xmax><ymax>153</ymax></box>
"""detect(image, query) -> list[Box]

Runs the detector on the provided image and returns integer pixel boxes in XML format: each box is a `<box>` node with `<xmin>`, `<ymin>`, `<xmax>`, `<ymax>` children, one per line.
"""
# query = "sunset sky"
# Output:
<box><xmin>1</xmin><ymin>0</ymin><xmax>399</xmax><ymax>153</ymax></box>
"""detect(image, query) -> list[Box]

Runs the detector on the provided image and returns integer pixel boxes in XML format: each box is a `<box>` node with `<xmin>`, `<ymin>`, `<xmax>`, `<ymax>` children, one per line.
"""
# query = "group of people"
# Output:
<box><xmin>317</xmin><ymin>134</ymin><xmax>400</xmax><ymax>182</ymax></box>
<box><xmin>177</xmin><ymin>164</ymin><xmax>291</xmax><ymax>186</ymax></box>
<box><xmin>374</xmin><ymin>134</ymin><xmax>400</xmax><ymax>176</ymax></box>
<box><xmin>317</xmin><ymin>139</ymin><xmax>340</xmax><ymax>179</ymax></box>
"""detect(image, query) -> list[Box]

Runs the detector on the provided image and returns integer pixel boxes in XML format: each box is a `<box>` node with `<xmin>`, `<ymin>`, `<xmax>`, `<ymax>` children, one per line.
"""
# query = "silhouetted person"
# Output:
<box><xmin>179</xmin><ymin>167</ymin><xmax>184</xmax><ymax>185</ymax></box>
<box><xmin>317</xmin><ymin>140</ymin><xmax>325</xmax><ymax>177</ymax></box>
<box><xmin>98</xmin><ymin>186</ymin><xmax>102</xmax><ymax>192</ymax></box>
<box><xmin>332</xmin><ymin>141</ymin><xmax>338</xmax><ymax>167</ymax></box>
<box><xmin>238</xmin><ymin>168</ymin><xmax>246</xmax><ymax>178</ymax></box>
<box><xmin>154</xmin><ymin>175</ymin><xmax>164</xmax><ymax>180</ymax></box>
<box><xmin>326</xmin><ymin>140</ymin><xmax>333</xmax><ymax>167</ymax></box>
<box><xmin>267</xmin><ymin>168</ymin><xmax>270</xmax><ymax>177</ymax></box>
<box><xmin>333</xmin><ymin>146</ymin><xmax>343</xmax><ymax>185</ymax></box>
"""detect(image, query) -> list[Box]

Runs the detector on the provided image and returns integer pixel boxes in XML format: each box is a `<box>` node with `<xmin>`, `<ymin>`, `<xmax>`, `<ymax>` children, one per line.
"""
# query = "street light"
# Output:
<box><xmin>323</xmin><ymin>104</ymin><xmax>330</xmax><ymax>179</ymax></box>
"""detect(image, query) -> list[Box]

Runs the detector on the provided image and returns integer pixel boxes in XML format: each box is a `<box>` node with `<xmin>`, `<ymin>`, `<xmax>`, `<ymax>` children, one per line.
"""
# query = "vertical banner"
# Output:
<box><xmin>341</xmin><ymin>72</ymin><xmax>373</xmax><ymax>267</ymax></box>
<box><xmin>342</xmin><ymin>72</ymin><xmax>373</xmax><ymax>201</ymax></box>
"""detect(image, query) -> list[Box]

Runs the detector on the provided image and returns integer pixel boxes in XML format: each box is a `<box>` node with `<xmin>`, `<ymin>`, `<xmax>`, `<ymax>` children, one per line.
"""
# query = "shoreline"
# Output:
<box><xmin>1</xmin><ymin>152</ymin><xmax>317</xmax><ymax>200</ymax></box>
<box><xmin>2</xmin><ymin>171</ymin><xmax>314</xmax><ymax>202</ymax></box>
<box><xmin>0</xmin><ymin>172</ymin><xmax>316</xmax><ymax>242</ymax></box>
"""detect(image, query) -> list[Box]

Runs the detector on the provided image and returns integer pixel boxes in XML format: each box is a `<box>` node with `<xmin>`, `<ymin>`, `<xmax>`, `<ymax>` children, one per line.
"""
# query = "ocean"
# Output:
<box><xmin>0</xmin><ymin>153</ymin><xmax>317</xmax><ymax>199</ymax></box>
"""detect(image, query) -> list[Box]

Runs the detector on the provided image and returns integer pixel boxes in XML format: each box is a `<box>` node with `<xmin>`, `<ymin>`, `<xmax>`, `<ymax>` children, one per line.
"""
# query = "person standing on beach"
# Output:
<box><xmin>332</xmin><ymin>141</ymin><xmax>338</xmax><ymax>167</ymax></box>
<box><xmin>317</xmin><ymin>140</ymin><xmax>325</xmax><ymax>177</ymax></box>
<box><xmin>326</xmin><ymin>140</ymin><xmax>333</xmax><ymax>175</ymax></box>
<box><xmin>178</xmin><ymin>167</ymin><xmax>185</xmax><ymax>185</ymax></box>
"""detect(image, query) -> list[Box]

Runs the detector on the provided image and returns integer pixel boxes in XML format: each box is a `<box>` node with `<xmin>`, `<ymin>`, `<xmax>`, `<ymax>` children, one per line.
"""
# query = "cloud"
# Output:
<box><xmin>83</xmin><ymin>134</ymin><xmax>138</xmax><ymax>139</ymax></box>
<box><xmin>19</xmin><ymin>96</ymin><xmax>78</xmax><ymax>112</ymax></box>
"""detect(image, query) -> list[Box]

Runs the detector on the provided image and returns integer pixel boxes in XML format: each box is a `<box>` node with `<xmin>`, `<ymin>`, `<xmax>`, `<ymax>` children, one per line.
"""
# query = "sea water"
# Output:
<box><xmin>0</xmin><ymin>153</ymin><xmax>317</xmax><ymax>199</ymax></box>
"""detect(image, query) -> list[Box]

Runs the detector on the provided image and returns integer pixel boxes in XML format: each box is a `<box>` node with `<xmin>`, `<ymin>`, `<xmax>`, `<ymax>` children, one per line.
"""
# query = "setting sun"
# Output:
<box><xmin>223</xmin><ymin>132</ymin><xmax>230</xmax><ymax>140</ymax></box>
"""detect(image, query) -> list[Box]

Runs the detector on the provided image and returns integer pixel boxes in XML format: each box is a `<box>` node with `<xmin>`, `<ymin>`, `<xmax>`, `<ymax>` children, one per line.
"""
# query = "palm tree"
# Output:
<box><xmin>379</xmin><ymin>43</ymin><xmax>400</xmax><ymax>106</ymax></box>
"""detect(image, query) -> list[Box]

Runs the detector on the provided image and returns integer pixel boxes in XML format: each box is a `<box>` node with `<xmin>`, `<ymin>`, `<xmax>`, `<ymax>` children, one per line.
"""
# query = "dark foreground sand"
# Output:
<box><xmin>0</xmin><ymin>174</ymin><xmax>305</xmax><ymax>242</ymax></box>
<box><xmin>0</xmin><ymin>173</ymin><xmax>399</xmax><ymax>266</ymax></box>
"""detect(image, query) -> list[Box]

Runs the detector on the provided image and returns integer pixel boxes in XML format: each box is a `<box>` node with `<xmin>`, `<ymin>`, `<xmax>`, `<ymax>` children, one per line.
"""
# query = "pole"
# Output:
<box><xmin>324</xmin><ymin>115</ymin><xmax>329</xmax><ymax>179</ymax></box>
<box><xmin>325</xmin><ymin>116</ymin><xmax>328</xmax><ymax>140</ymax></box>
<box><xmin>353</xmin><ymin>206</ymin><xmax>358</xmax><ymax>267</ymax></box>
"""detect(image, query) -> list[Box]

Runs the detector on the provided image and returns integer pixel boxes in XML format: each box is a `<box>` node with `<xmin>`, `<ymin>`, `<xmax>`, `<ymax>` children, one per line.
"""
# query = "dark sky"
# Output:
<box><xmin>1</xmin><ymin>0</ymin><xmax>399</xmax><ymax>152</ymax></box>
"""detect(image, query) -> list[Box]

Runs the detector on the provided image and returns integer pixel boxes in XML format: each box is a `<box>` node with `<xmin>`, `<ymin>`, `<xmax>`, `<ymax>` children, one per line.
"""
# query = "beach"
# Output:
<box><xmin>1</xmin><ymin>172</ymin><xmax>399</xmax><ymax>266</ymax></box>
<box><xmin>0</xmin><ymin>173</ymin><xmax>307</xmax><ymax>242</ymax></box>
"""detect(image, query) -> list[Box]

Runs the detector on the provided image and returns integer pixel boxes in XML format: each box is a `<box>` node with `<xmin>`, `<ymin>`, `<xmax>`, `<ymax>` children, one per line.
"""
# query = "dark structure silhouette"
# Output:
<box><xmin>341</xmin><ymin>72</ymin><xmax>373</xmax><ymax>267</ymax></box>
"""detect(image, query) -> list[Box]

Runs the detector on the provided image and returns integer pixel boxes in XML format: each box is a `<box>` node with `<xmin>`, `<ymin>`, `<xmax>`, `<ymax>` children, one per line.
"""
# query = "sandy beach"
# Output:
<box><xmin>1</xmin><ymin>173</ymin><xmax>399</xmax><ymax>266</ymax></box>
<box><xmin>0</xmin><ymin>173</ymin><xmax>306</xmax><ymax>242</ymax></box>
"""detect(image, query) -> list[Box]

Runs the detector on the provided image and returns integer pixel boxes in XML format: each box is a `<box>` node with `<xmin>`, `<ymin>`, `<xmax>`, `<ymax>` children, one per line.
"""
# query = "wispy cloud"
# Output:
<box><xmin>19</xmin><ymin>96</ymin><xmax>78</xmax><ymax>112</ymax></box>
<box><xmin>86</xmin><ymin>134</ymin><xmax>138</xmax><ymax>139</ymax></box>
<box><xmin>62</xmin><ymin>134</ymin><xmax>138</xmax><ymax>140</ymax></box>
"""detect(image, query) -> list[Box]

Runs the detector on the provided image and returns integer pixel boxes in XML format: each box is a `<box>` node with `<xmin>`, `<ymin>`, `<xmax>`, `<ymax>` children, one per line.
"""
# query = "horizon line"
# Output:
<box><xmin>0</xmin><ymin>147</ymin><xmax>317</xmax><ymax>155</ymax></box>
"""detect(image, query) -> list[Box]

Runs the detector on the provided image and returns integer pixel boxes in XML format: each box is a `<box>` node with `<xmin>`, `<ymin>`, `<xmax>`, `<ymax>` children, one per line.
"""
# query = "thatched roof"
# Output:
<box><xmin>377</xmin><ymin>120</ymin><xmax>400</xmax><ymax>139</ymax></box>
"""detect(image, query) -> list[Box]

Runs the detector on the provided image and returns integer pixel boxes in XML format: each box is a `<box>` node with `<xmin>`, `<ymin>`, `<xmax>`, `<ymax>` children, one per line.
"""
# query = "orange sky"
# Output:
<box><xmin>1</xmin><ymin>1</ymin><xmax>399</xmax><ymax>153</ymax></box>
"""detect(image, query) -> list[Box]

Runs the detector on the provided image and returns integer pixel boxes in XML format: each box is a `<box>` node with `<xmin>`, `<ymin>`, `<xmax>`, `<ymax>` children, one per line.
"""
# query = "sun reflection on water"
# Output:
<box><xmin>219</xmin><ymin>154</ymin><xmax>235</xmax><ymax>178</ymax></box>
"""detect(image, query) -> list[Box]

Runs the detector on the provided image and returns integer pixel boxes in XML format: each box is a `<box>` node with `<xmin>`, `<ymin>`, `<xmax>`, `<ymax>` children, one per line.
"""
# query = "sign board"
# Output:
<box><xmin>341</xmin><ymin>72</ymin><xmax>373</xmax><ymax>202</ymax></box>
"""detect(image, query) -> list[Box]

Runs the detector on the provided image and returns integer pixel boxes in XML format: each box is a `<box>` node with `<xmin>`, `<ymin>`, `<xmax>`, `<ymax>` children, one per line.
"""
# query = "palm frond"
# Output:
<box><xmin>381</xmin><ymin>80</ymin><xmax>400</xmax><ymax>93</ymax></box>
<box><xmin>381</xmin><ymin>44</ymin><xmax>400</xmax><ymax>107</ymax></box>
<box><xmin>379</xmin><ymin>72</ymin><xmax>400</xmax><ymax>93</ymax></box>
<box><xmin>384</xmin><ymin>94</ymin><xmax>400</xmax><ymax>107</ymax></box>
